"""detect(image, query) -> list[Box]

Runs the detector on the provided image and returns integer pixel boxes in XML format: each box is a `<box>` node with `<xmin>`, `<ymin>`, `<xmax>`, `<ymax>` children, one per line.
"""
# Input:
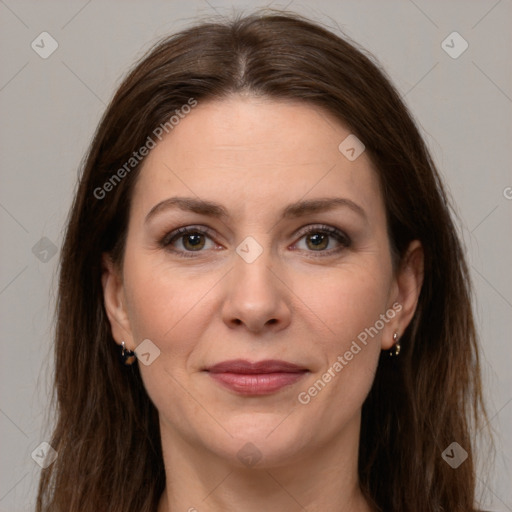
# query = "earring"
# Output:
<box><xmin>120</xmin><ymin>341</ymin><xmax>136</xmax><ymax>365</ymax></box>
<box><xmin>389</xmin><ymin>332</ymin><xmax>401</xmax><ymax>357</ymax></box>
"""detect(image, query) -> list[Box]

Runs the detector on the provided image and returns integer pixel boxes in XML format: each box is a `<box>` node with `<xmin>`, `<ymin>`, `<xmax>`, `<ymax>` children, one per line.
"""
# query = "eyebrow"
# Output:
<box><xmin>144</xmin><ymin>196</ymin><xmax>367</xmax><ymax>224</ymax></box>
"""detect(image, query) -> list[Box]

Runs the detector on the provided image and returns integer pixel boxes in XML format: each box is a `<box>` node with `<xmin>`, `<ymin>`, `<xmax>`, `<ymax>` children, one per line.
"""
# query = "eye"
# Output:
<box><xmin>160</xmin><ymin>226</ymin><xmax>219</xmax><ymax>257</ymax></box>
<box><xmin>160</xmin><ymin>224</ymin><xmax>351</xmax><ymax>258</ymax></box>
<box><xmin>293</xmin><ymin>224</ymin><xmax>351</xmax><ymax>256</ymax></box>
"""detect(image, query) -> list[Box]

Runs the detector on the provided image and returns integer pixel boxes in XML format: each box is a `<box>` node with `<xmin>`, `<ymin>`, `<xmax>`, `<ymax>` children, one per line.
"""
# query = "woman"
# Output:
<box><xmin>36</xmin><ymin>10</ymin><xmax>490</xmax><ymax>512</ymax></box>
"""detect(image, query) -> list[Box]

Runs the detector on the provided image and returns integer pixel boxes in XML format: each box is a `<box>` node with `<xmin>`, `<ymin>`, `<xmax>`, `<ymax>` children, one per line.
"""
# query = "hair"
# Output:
<box><xmin>36</xmin><ymin>9</ymin><xmax>489</xmax><ymax>512</ymax></box>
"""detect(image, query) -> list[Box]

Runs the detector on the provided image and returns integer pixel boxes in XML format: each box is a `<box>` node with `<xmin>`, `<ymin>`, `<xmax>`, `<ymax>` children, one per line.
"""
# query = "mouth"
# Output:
<box><xmin>204</xmin><ymin>359</ymin><xmax>309</xmax><ymax>396</ymax></box>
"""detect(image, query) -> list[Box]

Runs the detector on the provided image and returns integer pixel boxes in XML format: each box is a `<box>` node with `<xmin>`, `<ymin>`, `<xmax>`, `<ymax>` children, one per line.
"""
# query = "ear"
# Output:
<box><xmin>382</xmin><ymin>240</ymin><xmax>424</xmax><ymax>350</ymax></box>
<box><xmin>101</xmin><ymin>253</ymin><xmax>134</xmax><ymax>349</ymax></box>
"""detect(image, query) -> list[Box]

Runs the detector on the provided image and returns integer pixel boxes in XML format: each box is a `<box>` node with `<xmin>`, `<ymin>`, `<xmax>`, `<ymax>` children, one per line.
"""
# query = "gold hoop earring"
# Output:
<box><xmin>120</xmin><ymin>341</ymin><xmax>136</xmax><ymax>365</ymax></box>
<box><xmin>389</xmin><ymin>332</ymin><xmax>401</xmax><ymax>357</ymax></box>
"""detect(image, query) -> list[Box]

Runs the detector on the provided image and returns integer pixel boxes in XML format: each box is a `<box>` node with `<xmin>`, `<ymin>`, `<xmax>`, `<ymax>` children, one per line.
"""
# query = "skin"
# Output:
<box><xmin>102</xmin><ymin>95</ymin><xmax>424</xmax><ymax>512</ymax></box>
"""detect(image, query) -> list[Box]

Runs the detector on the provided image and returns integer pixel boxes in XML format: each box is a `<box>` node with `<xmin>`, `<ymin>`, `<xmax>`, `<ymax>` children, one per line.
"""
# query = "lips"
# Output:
<box><xmin>205</xmin><ymin>359</ymin><xmax>308</xmax><ymax>395</ymax></box>
<box><xmin>207</xmin><ymin>359</ymin><xmax>307</xmax><ymax>374</ymax></box>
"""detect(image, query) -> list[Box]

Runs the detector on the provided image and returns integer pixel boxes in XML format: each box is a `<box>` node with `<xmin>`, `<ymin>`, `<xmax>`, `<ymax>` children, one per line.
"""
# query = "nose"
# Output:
<box><xmin>221</xmin><ymin>247</ymin><xmax>292</xmax><ymax>334</ymax></box>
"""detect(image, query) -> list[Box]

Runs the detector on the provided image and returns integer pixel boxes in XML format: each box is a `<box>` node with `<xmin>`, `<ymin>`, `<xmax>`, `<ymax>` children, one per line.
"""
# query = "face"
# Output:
<box><xmin>103</xmin><ymin>95</ymin><xmax>422</xmax><ymax>468</ymax></box>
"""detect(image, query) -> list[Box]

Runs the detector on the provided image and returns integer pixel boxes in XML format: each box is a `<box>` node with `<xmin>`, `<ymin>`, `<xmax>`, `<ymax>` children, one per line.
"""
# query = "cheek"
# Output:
<box><xmin>122</xmin><ymin>260</ymin><xmax>216</xmax><ymax>430</ymax></box>
<box><xmin>121</xmin><ymin>253</ymin><xmax>227</xmax><ymax>412</ymax></box>
<box><xmin>291</xmin><ymin>262</ymin><xmax>391</xmax><ymax>409</ymax></box>
<box><xmin>292</xmin><ymin>261</ymin><xmax>391</xmax><ymax>345</ymax></box>
<box><xmin>297</xmin><ymin>345</ymin><xmax>380</xmax><ymax>436</ymax></box>
<box><xmin>123</xmin><ymin>254</ymin><xmax>218</xmax><ymax>346</ymax></box>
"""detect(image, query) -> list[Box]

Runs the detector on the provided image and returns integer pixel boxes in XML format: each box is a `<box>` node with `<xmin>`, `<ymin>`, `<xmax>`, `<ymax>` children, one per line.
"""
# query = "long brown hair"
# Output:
<box><xmin>36</xmin><ymin>9</ymin><xmax>489</xmax><ymax>512</ymax></box>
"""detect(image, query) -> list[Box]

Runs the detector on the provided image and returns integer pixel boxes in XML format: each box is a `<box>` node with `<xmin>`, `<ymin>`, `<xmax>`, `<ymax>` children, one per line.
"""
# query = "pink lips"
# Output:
<box><xmin>205</xmin><ymin>359</ymin><xmax>308</xmax><ymax>395</ymax></box>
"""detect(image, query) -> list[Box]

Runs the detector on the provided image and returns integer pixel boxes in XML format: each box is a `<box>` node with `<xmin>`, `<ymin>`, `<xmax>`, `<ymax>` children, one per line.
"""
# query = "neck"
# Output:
<box><xmin>157</xmin><ymin>414</ymin><xmax>374</xmax><ymax>512</ymax></box>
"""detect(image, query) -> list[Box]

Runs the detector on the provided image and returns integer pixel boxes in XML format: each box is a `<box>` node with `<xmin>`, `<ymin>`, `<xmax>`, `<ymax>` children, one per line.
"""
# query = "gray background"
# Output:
<box><xmin>1</xmin><ymin>0</ymin><xmax>511</xmax><ymax>510</ymax></box>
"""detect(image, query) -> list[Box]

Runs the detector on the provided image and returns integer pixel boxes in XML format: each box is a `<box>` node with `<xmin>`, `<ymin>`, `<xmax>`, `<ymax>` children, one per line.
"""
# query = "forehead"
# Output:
<box><xmin>131</xmin><ymin>95</ymin><xmax>384</xmax><ymax>222</ymax></box>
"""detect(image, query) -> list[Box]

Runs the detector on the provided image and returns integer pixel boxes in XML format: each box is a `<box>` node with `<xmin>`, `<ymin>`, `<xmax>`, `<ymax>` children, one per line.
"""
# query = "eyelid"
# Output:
<box><xmin>160</xmin><ymin>224</ymin><xmax>216</xmax><ymax>245</ymax></box>
<box><xmin>293</xmin><ymin>224</ymin><xmax>350</xmax><ymax>244</ymax></box>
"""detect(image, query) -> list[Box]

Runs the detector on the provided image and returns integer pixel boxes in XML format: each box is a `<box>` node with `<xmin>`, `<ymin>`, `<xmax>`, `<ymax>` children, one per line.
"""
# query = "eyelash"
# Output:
<box><xmin>159</xmin><ymin>224</ymin><xmax>351</xmax><ymax>259</ymax></box>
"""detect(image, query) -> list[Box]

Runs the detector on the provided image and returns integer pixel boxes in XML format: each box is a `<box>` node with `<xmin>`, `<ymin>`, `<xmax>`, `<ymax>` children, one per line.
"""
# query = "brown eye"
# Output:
<box><xmin>294</xmin><ymin>225</ymin><xmax>351</xmax><ymax>256</ymax></box>
<box><xmin>160</xmin><ymin>226</ymin><xmax>217</xmax><ymax>257</ymax></box>
<box><xmin>305</xmin><ymin>232</ymin><xmax>329</xmax><ymax>251</ymax></box>
<box><xmin>181</xmin><ymin>232</ymin><xmax>206</xmax><ymax>251</ymax></box>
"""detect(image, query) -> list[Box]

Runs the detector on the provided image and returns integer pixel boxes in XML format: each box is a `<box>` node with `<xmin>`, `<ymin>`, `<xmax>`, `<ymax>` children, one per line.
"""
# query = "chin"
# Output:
<box><xmin>203</xmin><ymin>414</ymin><xmax>315</xmax><ymax>469</ymax></box>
